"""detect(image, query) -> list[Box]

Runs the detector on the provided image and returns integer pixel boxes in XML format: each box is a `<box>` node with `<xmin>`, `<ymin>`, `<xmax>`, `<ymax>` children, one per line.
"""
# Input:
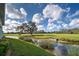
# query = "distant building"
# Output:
<box><xmin>0</xmin><ymin>4</ymin><xmax>5</xmax><ymax>39</ymax></box>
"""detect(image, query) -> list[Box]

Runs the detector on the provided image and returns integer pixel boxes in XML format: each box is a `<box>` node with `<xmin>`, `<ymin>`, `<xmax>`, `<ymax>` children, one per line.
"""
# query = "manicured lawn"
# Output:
<box><xmin>4</xmin><ymin>33</ymin><xmax>79</xmax><ymax>41</ymax></box>
<box><xmin>4</xmin><ymin>34</ymin><xmax>20</xmax><ymax>37</ymax></box>
<box><xmin>32</xmin><ymin>34</ymin><xmax>79</xmax><ymax>40</ymax></box>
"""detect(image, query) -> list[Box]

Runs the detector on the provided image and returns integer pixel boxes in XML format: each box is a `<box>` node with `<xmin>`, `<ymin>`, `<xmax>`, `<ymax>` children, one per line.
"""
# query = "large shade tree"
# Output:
<box><xmin>16</xmin><ymin>21</ymin><xmax>37</xmax><ymax>35</ymax></box>
<box><xmin>28</xmin><ymin>21</ymin><xmax>37</xmax><ymax>35</ymax></box>
<box><xmin>16</xmin><ymin>25</ymin><xmax>24</xmax><ymax>35</ymax></box>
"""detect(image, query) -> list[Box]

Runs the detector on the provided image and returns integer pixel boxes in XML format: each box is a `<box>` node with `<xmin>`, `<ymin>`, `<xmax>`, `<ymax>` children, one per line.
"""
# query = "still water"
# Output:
<box><xmin>53</xmin><ymin>43</ymin><xmax>79</xmax><ymax>56</ymax></box>
<box><xmin>32</xmin><ymin>39</ymin><xmax>79</xmax><ymax>56</ymax></box>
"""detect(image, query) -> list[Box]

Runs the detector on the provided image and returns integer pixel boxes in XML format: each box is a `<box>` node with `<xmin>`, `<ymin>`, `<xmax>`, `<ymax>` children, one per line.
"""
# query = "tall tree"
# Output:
<box><xmin>16</xmin><ymin>21</ymin><xmax>37</xmax><ymax>35</ymax></box>
<box><xmin>16</xmin><ymin>25</ymin><xmax>24</xmax><ymax>35</ymax></box>
<box><xmin>28</xmin><ymin>21</ymin><xmax>37</xmax><ymax>35</ymax></box>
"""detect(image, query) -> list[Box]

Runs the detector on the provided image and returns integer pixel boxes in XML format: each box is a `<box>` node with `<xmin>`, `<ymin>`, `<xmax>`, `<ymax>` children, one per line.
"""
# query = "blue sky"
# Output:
<box><xmin>3</xmin><ymin>3</ymin><xmax>79</xmax><ymax>33</ymax></box>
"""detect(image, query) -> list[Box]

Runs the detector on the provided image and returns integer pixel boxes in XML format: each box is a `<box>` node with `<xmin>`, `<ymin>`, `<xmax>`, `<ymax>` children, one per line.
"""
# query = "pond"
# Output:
<box><xmin>64</xmin><ymin>44</ymin><xmax>79</xmax><ymax>56</ymax></box>
<box><xmin>52</xmin><ymin>43</ymin><xmax>79</xmax><ymax>56</ymax></box>
<box><xmin>32</xmin><ymin>38</ymin><xmax>79</xmax><ymax>56</ymax></box>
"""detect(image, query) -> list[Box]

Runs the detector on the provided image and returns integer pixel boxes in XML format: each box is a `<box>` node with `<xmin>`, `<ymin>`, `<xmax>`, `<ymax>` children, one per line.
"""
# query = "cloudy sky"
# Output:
<box><xmin>3</xmin><ymin>3</ymin><xmax>79</xmax><ymax>33</ymax></box>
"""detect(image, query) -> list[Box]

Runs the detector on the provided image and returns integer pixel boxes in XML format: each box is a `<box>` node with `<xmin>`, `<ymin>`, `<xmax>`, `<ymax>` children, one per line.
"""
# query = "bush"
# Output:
<box><xmin>0</xmin><ymin>44</ymin><xmax>7</xmax><ymax>56</ymax></box>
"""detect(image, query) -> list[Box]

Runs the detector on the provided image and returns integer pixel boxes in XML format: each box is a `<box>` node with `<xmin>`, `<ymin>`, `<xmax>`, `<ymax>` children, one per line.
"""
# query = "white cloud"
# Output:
<box><xmin>47</xmin><ymin>23</ymin><xmax>62</xmax><ymax>32</ymax></box>
<box><xmin>5</xmin><ymin>19</ymin><xmax>21</xmax><ymax>26</ymax></box>
<box><xmin>3</xmin><ymin>19</ymin><xmax>21</xmax><ymax>33</ymax></box>
<box><xmin>66</xmin><ymin>10</ymin><xmax>79</xmax><ymax>19</ymax></box>
<box><xmin>37</xmin><ymin>25</ymin><xmax>45</xmax><ymax>31</ymax></box>
<box><xmin>3</xmin><ymin>26</ymin><xmax>18</xmax><ymax>33</ymax></box>
<box><xmin>32</xmin><ymin>13</ymin><xmax>45</xmax><ymax>31</ymax></box>
<box><xmin>20</xmin><ymin>8</ymin><xmax>27</xmax><ymax>16</ymax></box>
<box><xmin>42</xmin><ymin>4</ymin><xmax>72</xmax><ymax>32</ymax></box>
<box><xmin>67</xmin><ymin>18</ymin><xmax>79</xmax><ymax>29</ymax></box>
<box><xmin>57</xmin><ymin>21</ymin><xmax>64</xmax><ymax>24</ymax></box>
<box><xmin>4</xmin><ymin>4</ymin><xmax>27</xmax><ymax>33</ymax></box>
<box><xmin>22</xmin><ymin>20</ymin><xmax>28</xmax><ymax>23</ymax></box>
<box><xmin>61</xmin><ymin>23</ymin><xmax>69</xmax><ymax>29</ymax></box>
<box><xmin>74</xmin><ymin>11</ymin><xmax>79</xmax><ymax>16</ymax></box>
<box><xmin>47</xmin><ymin>21</ymin><xmax>70</xmax><ymax>32</ymax></box>
<box><xmin>69</xmin><ymin>19</ymin><xmax>79</xmax><ymax>26</ymax></box>
<box><xmin>32</xmin><ymin>13</ymin><xmax>44</xmax><ymax>24</ymax></box>
<box><xmin>47</xmin><ymin>23</ymin><xmax>53</xmax><ymax>30</ymax></box>
<box><xmin>48</xmin><ymin>18</ymin><xmax>54</xmax><ymax>24</ymax></box>
<box><xmin>43</xmin><ymin>4</ymin><xmax>69</xmax><ymax>21</ymax></box>
<box><xmin>6</xmin><ymin>4</ymin><xmax>27</xmax><ymax>19</ymax></box>
<box><xmin>47</xmin><ymin>18</ymin><xmax>79</xmax><ymax>31</ymax></box>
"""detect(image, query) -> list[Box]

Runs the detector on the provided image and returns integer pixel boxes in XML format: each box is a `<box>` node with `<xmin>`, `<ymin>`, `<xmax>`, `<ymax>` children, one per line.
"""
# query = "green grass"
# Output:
<box><xmin>1</xmin><ymin>33</ymin><xmax>79</xmax><ymax>56</ymax></box>
<box><xmin>5</xmin><ymin>38</ymin><xmax>53</xmax><ymax>56</ymax></box>
<box><xmin>4</xmin><ymin>33</ymin><xmax>79</xmax><ymax>41</ymax></box>
<box><xmin>32</xmin><ymin>34</ymin><xmax>79</xmax><ymax>40</ymax></box>
<box><xmin>4</xmin><ymin>34</ymin><xmax>20</xmax><ymax>37</ymax></box>
<box><xmin>0</xmin><ymin>44</ymin><xmax>7</xmax><ymax>56</ymax></box>
<box><xmin>0</xmin><ymin>39</ymin><xmax>8</xmax><ymax>56</ymax></box>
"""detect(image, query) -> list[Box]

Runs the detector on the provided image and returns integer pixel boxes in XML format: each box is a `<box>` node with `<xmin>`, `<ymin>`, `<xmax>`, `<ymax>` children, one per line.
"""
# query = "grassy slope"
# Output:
<box><xmin>7</xmin><ymin>39</ymin><xmax>53</xmax><ymax>56</ymax></box>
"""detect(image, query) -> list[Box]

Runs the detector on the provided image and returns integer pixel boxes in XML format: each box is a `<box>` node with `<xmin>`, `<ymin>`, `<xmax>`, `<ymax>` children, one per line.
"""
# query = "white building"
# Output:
<box><xmin>0</xmin><ymin>4</ymin><xmax>4</xmax><ymax>39</ymax></box>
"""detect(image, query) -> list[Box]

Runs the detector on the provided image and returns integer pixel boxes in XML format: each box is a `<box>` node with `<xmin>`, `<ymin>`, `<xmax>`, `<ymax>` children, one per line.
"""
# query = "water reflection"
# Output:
<box><xmin>32</xmin><ymin>38</ymin><xmax>79</xmax><ymax>56</ymax></box>
<box><xmin>66</xmin><ymin>44</ymin><xmax>79</xmax><ymax>56</ymax></box>
<box><xmin>53</xmin><ymin>43</ymin><xmax>79</xmax><ymax>56</ymax></box>
<box><xmin>53</xmin><ymin>43</ymin><xmax>68</xmax><ymax>56</ymax></box>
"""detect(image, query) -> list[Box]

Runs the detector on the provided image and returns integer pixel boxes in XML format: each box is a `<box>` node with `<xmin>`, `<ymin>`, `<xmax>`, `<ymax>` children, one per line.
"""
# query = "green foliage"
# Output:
<box><xmin>27</xmin><ymin>21</ymin><xmax>37</xmax><ymax>34</ymax></box>
<box><xmin>16</xmin><ymin>21</ymin><xmax>37</xmax><ymax>35</ymax></box>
